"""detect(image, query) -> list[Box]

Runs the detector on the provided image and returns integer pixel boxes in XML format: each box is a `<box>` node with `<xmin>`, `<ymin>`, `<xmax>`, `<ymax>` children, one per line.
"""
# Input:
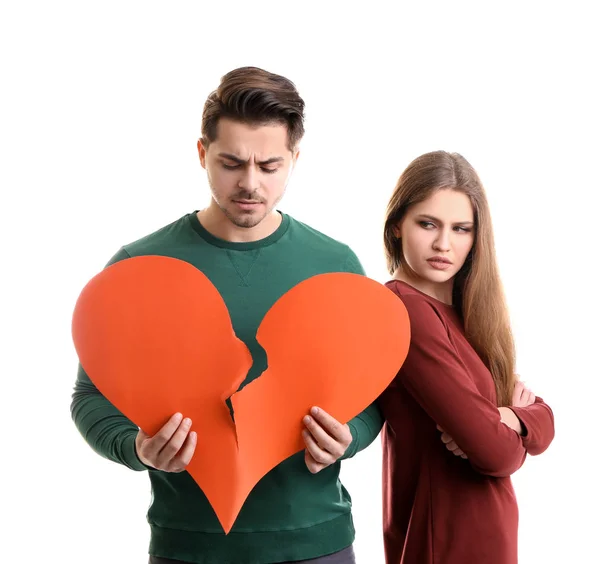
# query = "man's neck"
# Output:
<box><xmin>197</xmin><ymin>207</ymin><xmax>282</xmax><ymax>243</ymax></box>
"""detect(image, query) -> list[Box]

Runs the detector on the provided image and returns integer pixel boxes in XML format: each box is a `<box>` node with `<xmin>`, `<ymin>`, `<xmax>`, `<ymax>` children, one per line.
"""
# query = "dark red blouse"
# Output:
<box><xmin>379</xmin><ymin>280</ymin><xmax>554</xmax><ymax>564</ymax></box>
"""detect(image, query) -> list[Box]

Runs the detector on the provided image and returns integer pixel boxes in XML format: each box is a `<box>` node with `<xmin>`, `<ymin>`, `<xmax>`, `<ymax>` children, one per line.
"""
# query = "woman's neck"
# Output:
<box><xmin>392</xmin><ymin>268</ymin><xmax>454</xmax><ymax>305</ymax></box>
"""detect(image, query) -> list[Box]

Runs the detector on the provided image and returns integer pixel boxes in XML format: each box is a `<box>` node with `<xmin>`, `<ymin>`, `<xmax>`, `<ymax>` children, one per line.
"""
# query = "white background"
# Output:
<box><xmin>2</xmin><ymin>1</ymin><xmax>598</xmax><ymax>563</ymax></box>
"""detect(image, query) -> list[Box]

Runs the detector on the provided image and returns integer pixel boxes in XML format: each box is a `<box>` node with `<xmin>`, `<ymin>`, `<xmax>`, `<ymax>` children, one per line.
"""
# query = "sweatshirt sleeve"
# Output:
<box><xmin>337</xmin><ymin>246</ymin><xmax>384</xmax><ymax>459</ymax></box>
<box><xmin>397</xmin><ymin>294</ymin><xmax>527</xmax><ymax>478</ymax></box>
<box><xmin>341</xmin><ymin>402</ymin><xmax>384</xmax><ymax>459</ymax></box>
<box><xmin>70</xmin><ymin>247</ymin><xmax>147</xmax><ymax>471</ymax></box>
<box><xmin>71</xmin><ymin>363</ymin><xmax>148</xmax><ymax>471</ymax></box>
<box><xmin>509</xmin><ymin>397</ymin><xmax>555</xmax><ymax>455</ymax></box>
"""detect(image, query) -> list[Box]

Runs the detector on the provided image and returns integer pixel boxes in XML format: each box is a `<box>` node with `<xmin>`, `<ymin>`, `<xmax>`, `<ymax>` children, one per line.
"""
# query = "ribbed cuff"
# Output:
<box><xmin>123</xmin><ymin>431</ymin><xmax>151</xmax><ymax>471</ymax></box>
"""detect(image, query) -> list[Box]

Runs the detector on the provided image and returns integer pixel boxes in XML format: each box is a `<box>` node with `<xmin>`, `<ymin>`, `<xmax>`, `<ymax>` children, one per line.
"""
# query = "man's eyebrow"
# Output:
<box><xmin>218</xmin><ymin>153</ymin><xmax>284</xmax><ymax>165</ymax></box>
<box><xmin>257</xmin><ymin>157</ymin><xmax>284</xmax><ymax>165</ymax></box>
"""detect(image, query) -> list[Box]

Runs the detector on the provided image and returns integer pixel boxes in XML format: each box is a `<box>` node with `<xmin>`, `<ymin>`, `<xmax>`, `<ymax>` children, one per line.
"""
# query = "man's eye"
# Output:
<box><xmin>222</xmin><ymin>163</ymin><xmax>241</xmax><ymax>170</ymax></box>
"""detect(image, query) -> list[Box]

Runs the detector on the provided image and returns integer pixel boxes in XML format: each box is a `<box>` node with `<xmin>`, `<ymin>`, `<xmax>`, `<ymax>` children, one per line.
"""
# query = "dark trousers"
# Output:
<box><xmin>149</xmin><ymin>544</ymin><xmax>356</xmax><ymax>564</ymax></box>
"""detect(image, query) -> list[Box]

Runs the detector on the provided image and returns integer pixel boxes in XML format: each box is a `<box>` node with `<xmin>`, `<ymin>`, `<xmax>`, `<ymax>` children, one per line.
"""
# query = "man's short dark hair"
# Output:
<box><xmin>201</xmin><ymin>66</ymin><xmax>305</xmax><ymax>152</ymax></box>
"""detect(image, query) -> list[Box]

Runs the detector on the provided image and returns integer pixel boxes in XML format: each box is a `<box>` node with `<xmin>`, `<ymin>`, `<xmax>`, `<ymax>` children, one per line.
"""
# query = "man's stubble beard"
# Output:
<box><xmin>209</xmin><ymin>177</ymin><xmax>286</xmax><ymax>230</ymax></box>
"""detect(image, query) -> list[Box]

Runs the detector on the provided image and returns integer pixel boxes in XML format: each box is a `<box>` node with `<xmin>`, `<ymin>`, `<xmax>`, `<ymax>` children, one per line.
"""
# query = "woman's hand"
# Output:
<box><xmin>512</xmin><ymin>377</ymin><xmax>536</xmax><ymax>408</ymax></box>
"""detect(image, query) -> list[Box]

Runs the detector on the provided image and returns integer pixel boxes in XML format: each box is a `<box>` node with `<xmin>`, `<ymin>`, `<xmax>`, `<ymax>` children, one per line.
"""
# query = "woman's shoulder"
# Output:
<box><xmin>384</xmin><ymin>279</ymin><xmax>458</xmax><ymax>330</ymax></box>
<box><xmin>384</xmin><ymin>279</ymin><xmax>449</xmax><ymax>307</ymax></box>
<box><xmin>385</xmin><ymin>279</ymin><xmax>425</xmax><ymax>300</ymax></box>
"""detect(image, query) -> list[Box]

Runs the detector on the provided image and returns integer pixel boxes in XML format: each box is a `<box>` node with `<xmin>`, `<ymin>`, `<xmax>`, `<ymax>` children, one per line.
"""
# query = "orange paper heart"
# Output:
<box><xmin>72</xmin><ymin>256</ymin><xmax>410</xmax><ymax>533</ymax></box>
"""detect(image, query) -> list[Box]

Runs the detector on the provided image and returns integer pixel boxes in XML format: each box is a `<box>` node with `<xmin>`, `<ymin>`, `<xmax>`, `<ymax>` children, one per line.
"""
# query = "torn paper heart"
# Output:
<box><xmin>72</xmin><ymin>256</ymin><xmax>410</xmax><ymax>533</ymax></box>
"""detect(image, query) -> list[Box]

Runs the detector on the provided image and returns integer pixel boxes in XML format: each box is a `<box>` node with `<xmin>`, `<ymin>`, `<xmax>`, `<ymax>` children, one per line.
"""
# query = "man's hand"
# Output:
<box><xmin>512</xmin><ymin>378</ymin><xmax>536</xmax><ymax>408</ymax></box>
<box><xmin>302</xmin><ymin>407</ymin><xmax>352</xmax><ymax>474</ymax></box>
<box><xmin>436</xmin><ymin>425</ymin><xmax>467</xmax><ymax>459</ymax></box>
<box><xmin>135</xmin><ymin>412</ymin><xmax>197</xmax><ymax>472</ymax></box>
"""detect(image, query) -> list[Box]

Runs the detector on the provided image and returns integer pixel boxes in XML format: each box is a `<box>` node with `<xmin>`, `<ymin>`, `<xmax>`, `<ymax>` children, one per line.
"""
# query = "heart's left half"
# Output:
<box><xmin>72</xmin><ymin>256</ymin><xmax>253</xmax><ymax>532</ymax></box>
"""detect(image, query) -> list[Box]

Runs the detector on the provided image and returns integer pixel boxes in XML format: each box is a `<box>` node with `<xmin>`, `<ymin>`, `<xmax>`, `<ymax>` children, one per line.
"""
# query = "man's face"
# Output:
<box><xmin>198</xmin><ymin>118</ymin><xmax>299</xmax><ymax>229</ymax></box>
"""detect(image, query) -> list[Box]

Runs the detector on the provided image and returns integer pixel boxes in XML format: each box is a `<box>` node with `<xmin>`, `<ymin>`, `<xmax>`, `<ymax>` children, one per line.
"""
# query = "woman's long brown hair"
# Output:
<box><xmin>384</xmin><ymin>151</ymin><xmax>516</xmax><ymax>406</ymax></box>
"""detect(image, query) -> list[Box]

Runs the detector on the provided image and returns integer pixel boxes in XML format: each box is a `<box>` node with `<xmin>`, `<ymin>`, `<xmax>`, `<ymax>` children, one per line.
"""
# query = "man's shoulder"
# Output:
<box><xmin>122</xmin><ymin>213</ymin><xmax>193</xmax><ymax>256</ymax></box>
<box><xmin>285</xmin><ymin>214</ymin><xmax>363</xmax><ymax>275</ymax></box>
<box><xmin>104</xmin><ymin>213</ymin><xmax>193</xmax><ymax>267</ymax></box>
<box><xmin>287</xmin><ymin>214</ymin><xmax>351</xmax><ymax>252</ymax></box>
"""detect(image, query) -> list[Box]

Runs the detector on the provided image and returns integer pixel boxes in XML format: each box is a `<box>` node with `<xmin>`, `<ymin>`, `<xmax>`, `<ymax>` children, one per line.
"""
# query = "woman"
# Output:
<box><xmin>379</xmin><ymin>151</ymin><xmax>554</xmax><ymax>564</ymax></box>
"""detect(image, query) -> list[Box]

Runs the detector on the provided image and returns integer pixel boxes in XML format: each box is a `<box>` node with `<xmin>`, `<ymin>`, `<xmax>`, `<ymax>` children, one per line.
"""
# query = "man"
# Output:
<box><xmin>71</xmin><ymin>66</ymin><xmax>382</xmax><ymax>564</ymax></box>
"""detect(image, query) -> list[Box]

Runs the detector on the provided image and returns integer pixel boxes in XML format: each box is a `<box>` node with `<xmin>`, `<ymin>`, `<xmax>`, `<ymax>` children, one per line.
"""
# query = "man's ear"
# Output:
<box><xmin>197</xmin><ymin>138</ymin><xmax>207</xmax><ymax>169</ymax></box>
<box><xmin>287</xmin><ymin>143</ymin><xmax>300</xmax><ymax>169</ymax></box>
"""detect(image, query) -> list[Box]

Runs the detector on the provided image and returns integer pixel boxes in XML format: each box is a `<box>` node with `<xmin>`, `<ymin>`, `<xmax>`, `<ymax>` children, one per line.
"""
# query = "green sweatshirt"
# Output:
<box><xmin>71</xmin><ymin>211</ymin><xmax>383</xmax><ymax>564</ymax></box>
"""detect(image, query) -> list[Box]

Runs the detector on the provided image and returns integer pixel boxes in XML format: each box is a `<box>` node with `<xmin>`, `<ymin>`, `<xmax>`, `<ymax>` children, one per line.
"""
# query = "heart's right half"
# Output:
<box><xmin>231</xmin><ymin>271</ymin><xmax>410</xmax><ymax>523</ymax></box>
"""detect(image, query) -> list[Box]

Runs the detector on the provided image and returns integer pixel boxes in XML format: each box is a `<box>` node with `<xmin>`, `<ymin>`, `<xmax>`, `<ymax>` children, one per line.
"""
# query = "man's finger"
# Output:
<box><xmin>308</xmin><ymin>407</ymin><xmax>349</xmax><ymax>442</ymax></box>
<box><xmin>168</xmin><ymin>431</ymin><xmax>197</xmax><ymax>472</ymax></box>
<box><xmin>143</xmin><ymin>413</ymin><xmax>183</xmax><ymax>459</ymax></box>
<box><xmin>157</xmin><ymin>417</ymin><xmax>193</xmax><ymax>468</ymax></box>
<box><xmin>303</xmin><ymin>430</ymin><xmax>334</xmax><ymax>466</ymax></box>
<box><xmin>303</xmin><ymin>415</ymin><xmax>343</xmax><ymax>456</ymax></box>
<box><xmin>304</xmin><ymin>450</ymin><xmax>325</xmax><ymax>474</ymax></box>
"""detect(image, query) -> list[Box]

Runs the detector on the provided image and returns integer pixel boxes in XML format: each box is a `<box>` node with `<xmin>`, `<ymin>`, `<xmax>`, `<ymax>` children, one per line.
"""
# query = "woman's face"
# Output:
<box><xmin>398</xmin><ymin>189</ymin><xmax>475</xmax><ymax>300</ymax></box>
